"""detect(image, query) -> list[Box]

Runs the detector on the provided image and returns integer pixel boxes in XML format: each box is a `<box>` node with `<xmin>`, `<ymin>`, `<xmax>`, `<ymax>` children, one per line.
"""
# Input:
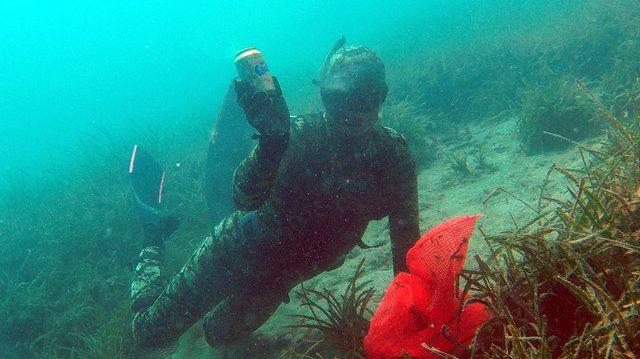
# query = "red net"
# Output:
<box><xmin>364</xmin><ymin>215</ymin><xmax>492</xmax><ymax>358</ymax></box>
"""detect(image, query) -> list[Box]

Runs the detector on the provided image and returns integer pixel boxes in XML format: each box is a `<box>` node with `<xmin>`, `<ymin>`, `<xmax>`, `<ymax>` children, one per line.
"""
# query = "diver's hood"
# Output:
<box><xmin>315</xmin><ymin>36</ymin><xmax>388</xmax><ymax>116</ymax></box>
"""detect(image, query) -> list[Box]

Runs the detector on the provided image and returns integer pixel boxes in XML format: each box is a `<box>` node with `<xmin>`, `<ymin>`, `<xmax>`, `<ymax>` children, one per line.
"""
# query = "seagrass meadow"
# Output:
<box><xmin>1</xmin><ymin>0</ymin><xmax>640</xmax><ymax>358</ymax></box>
<box><xmin>460</xmin><ymin>94</ymin><xmax>640</xmax><ymax>358</ymax></box>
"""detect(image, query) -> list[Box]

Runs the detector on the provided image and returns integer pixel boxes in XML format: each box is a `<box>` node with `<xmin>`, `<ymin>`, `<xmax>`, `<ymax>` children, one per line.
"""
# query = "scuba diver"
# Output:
<box><xmin>128</xmin><ymin>38</ymin><xmax>420</xmax><ymax>348</ymax></box>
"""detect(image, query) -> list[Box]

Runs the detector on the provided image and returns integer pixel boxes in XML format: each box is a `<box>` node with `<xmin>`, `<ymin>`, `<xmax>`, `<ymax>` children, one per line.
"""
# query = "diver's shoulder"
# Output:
<box><xmin>373</xmin><ymin>124</ymin><xmax>413</xmax><ymax>163</ymax></box>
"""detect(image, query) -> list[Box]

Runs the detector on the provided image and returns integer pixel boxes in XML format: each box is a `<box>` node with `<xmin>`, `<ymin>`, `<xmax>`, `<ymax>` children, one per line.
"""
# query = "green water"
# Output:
<box><xmin>1</xmin><ymin>0</ymin><xmax>638</xmax><ymax>357</ymax></box>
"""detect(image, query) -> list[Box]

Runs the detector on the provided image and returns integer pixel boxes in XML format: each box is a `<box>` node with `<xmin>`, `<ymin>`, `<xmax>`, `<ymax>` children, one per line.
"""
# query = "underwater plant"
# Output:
<box><xmin>517</xmin><ymin>77</ymin><xmax>601</xmax><ymax>154</ymax></box>
<box><xmin>448</xmin><ymin>151</ymin><xmax>473</xmax><ymax>178</ymax></box>
<box><xmin>383</xmin><ymin>0</ymin><xmax>640</xmax><ymax>127</ymax></box>
<box><xmin>461</xmin><ymin>89</ymin><xmax>640</xmax><ymax>358</ymax></box>
<box><xmin>288</xmin><ymin>259</ymin><xmax>376</xmax><ymax>359</ymax></box>
<box><xmin>0</xmin><ymin>115</ymin><xmax>213</xmax><ymax>357</ymax></box>
<box><xmin>474</xmin><ymin>148</ymin><xmax>498</xmax><ymax>173</ymax></box>
<box><xmin>1</xmin><ymin>2</ymin><xmax>640</xmax><ymax>357</ymax></box>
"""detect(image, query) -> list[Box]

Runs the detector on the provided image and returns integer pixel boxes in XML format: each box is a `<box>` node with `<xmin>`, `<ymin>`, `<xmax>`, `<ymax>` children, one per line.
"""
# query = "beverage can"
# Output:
<box><xmin>234</xmin><ymin>48</ymin><xmax>276</xmax><ymax>93</ymax></box>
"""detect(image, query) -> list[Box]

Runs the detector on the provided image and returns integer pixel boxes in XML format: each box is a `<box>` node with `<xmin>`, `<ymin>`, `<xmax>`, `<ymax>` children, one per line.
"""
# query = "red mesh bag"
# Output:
<box><xmin>364</xmin><ymin>215</ymin><xmax>492</xmax><ymax>358</ymax></box>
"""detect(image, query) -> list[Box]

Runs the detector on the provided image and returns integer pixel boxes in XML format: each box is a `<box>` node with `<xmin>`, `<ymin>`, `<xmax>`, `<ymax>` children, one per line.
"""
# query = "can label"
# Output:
<box><xmin>235</xmin><ymin>48</ymin><xmax>276</xmax><ymax>93</ymax></box>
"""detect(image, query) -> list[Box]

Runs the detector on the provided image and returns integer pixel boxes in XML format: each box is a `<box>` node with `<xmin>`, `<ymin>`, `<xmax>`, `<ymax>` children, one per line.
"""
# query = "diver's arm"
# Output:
<box><xmin>232</xmin><ymin>78</ymin><xmax>290</xmax><ymax>210</ymax></box>
<box><xmin>387</xmin><ymin>137</ymin><xmax>420</xmax><ymax>275</ymax></box>
<box><xmin>232</xmin><ymin>138</ymin><xmax>287</xmax><ymax>210</ymax></box>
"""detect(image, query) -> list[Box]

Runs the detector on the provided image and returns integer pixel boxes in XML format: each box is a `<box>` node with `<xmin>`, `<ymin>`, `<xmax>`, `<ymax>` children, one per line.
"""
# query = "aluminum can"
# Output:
<box><xmin>234</xmin><ymin>48</ymin><xmax>276</xmax><ymax>93</ymax></box>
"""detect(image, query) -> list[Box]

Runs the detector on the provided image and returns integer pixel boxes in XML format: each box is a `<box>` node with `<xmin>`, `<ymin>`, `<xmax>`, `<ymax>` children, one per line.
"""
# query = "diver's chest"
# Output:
<box><xmin>306</xmin><ymin>154</ymin><xmax>386</xmax><ymax>217</ymax></box>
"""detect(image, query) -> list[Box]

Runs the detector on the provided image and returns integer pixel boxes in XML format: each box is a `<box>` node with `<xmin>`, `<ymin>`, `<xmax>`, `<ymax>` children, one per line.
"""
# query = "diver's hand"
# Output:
<box><xmin>234</xmin><ymin>77</ymin><xmax>290</xmax><ymax>141</ymax></box>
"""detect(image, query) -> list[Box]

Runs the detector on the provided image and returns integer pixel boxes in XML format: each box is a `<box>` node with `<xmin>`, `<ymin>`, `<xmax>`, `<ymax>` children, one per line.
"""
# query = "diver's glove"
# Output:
<box><xmin>234</xmin><ymin>77</ymin><xmax>290</xmax><ymax>156</ymax></box>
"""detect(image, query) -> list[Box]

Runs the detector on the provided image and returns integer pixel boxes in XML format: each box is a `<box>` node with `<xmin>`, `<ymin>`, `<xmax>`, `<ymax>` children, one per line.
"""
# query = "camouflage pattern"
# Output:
<box><xmin>245</xmin><ymin>112</ymin><xmax>420</xmax><ymax>275</ymax></box>
<box><xmin>130</xmin><ymin>111</ymin><xmax>420</xmax><ymax>347</ymax></box>
<box><xmin>322</xmin><ymin>45</ymin><xmax>386</xmax><ymax>84</ymax></box>
<box><xmin>130</xmin><ymin>245</ymin><xmax>163</xmax><ymax>313</ymax></box>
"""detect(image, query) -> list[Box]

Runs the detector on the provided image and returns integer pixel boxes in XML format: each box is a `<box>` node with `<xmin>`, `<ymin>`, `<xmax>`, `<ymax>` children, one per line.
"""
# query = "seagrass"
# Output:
<box><xmin>461</xmin><ymin>89</ymin><xmax>640</xmax><ymax>358</ymax></box>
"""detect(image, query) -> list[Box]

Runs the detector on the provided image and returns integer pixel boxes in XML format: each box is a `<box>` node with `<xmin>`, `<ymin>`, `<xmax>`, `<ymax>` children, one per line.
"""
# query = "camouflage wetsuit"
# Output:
<box><xmin>131</xmin><ymin>43</ymin><xmax>420</xmax><ymax>347</ymax></box>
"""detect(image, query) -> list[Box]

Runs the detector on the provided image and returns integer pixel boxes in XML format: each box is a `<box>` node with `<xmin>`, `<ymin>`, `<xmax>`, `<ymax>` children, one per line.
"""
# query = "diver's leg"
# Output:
<box><xmin>131</xmin><ymin>212</ymin><xmax>245</xmax><ymax>347</ymax></box>
<box><xmin>130</xmin><ymin>245</ymin><xmax>165</xmax><ymax>312</ymax></box>
<box><xmin>129</xmin><ymin>223</ymin><xmax>176</xmax><ymax>312</ymax></box>
<box><xmin>200</xmin><ymin>256</ymin><xmax>345</xmax><ymax>345</ymax></box>
<box><xmin>201</xmin><ymin>209</ymin><xmax>296</xmax><ymax>346</ymax></box>
<box><xmin>202</xmin><ymin>288</ymin><xmax>288</xmax><ymax>346</ymax></box>
<box><xmin>131</xmin><ymin>208</ymin><xmax>288</xmax><ymax>347</ymax></box>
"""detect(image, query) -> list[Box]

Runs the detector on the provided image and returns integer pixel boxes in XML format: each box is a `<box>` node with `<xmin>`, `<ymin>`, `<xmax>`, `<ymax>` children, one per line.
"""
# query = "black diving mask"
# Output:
<box><xmin>321</xmin><ymin>76</ymin><xmax>388</xmax><ymax>121</ymax></box>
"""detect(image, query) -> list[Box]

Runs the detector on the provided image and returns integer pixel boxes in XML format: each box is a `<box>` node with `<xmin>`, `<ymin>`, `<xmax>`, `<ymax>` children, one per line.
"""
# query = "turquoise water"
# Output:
<box><xmin>0</xmin><ymin>0</ymin><xmax>574</xmax><ymax>176</ymax></box>
<box><xmin>1</xmin><ymin>0</ymin><xmax>638</xmax><ymax>357</ymax></box>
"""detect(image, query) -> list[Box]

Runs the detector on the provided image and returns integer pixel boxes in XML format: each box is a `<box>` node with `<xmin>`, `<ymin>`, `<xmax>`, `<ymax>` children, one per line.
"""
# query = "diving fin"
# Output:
<box><xmin>204</xmin><ymin>80</ymin><xmax>255</xmax><ymax>224</ymax></box>
<box><xmin>129</xmin><ymin>144</ymin><xmax>179</xmax><ymax>244</ymax></box>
